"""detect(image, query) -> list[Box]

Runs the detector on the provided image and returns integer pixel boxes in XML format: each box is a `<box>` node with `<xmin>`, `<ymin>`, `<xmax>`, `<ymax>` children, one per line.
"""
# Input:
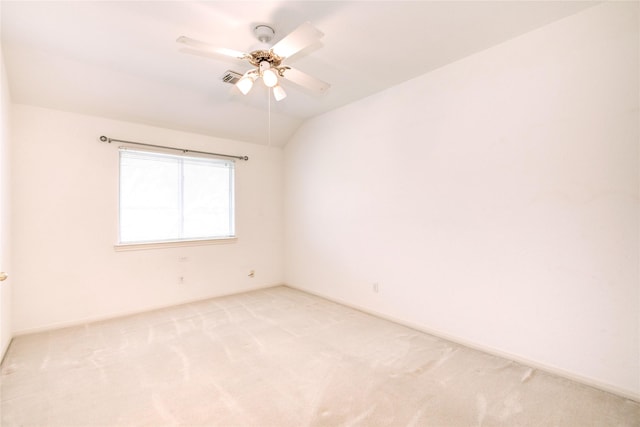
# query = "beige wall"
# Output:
<box><xmin>11</xmin><ymin>105</ymin><xmax>284</xmax><ymax>333</ymax></box>
<box><xmin>0</xmin><ymin>43</ymin><xmax>13</xmax><ymax>359</ymax></box>
<box><xmin>284</xmin><ymin>2</ymin><xmax>639</xmax><ymax>398</ymax></box>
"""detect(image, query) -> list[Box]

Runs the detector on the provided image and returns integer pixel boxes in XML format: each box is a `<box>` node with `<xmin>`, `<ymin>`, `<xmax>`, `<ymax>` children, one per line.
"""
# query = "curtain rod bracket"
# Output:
<box><xmin>98</xmin><ymin>135</ymin><xmax>249</xmax><ymax>161</ymax></box>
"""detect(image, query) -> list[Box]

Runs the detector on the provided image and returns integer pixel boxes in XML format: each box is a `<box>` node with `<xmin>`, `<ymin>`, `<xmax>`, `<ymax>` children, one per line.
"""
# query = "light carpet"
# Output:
<box><xmin>1</xmin><ymin>286</ymin><xmax>638</xmax><ymax>426</ymax></box>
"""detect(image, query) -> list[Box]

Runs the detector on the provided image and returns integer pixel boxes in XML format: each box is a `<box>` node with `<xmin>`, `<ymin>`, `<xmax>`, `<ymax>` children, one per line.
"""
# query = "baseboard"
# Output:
<box><xmin>284</xmin><ymin>284</ymin><xmax>640</xmax><ymax>403</ymax></box>
<box><xmin>11</xmin><ymin>282</ymin><xmax>639</xmax><ymax>402</ymax></box>
<box><xmin>12</xmin><ymin>283</ymin><xmax>281</xmax><ymax>337</ymax></box>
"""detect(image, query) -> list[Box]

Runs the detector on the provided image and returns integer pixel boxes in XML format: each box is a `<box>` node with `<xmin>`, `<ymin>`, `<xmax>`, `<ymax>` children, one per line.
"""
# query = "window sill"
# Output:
<box><xmin>114</xmin><ymin>237</ymin><xmax>237</xmax><ymax>251</ymax></box>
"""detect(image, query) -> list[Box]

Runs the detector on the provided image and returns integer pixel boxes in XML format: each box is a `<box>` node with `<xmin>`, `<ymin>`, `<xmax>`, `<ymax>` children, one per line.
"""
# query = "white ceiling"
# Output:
<box><xmin>1</xmin><ymin>1</ymin><xmax>597</xmax><ymax>146</ymax></box>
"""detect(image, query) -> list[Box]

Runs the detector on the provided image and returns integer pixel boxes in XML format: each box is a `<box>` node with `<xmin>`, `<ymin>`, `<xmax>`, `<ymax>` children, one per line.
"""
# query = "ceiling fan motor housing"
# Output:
<box><xmin>248</xmin><ymin>50</ymin><xmax>282</xmax><ymax>67</ymax></box>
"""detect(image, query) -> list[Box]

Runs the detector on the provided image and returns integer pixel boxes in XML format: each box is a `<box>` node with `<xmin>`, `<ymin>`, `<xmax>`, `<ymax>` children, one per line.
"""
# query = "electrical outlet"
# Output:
<box><xmin>372</xmin><ymin>283</ymin><xmax>379</xmax><ymax>293</ymax></box>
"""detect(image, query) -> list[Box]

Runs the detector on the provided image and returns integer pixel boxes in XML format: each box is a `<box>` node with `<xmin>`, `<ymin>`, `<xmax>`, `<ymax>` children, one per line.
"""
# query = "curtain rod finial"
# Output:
<box><xmin>99</xmin><ymin>135</ymin><xmax>109</xmax><ymax>143</ymax></box>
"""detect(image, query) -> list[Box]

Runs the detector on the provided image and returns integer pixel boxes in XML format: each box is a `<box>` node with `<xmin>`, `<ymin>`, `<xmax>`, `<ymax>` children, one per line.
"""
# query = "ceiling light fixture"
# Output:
<box><xmin>272</xmin><ymin>84</ymin><xmax>287</xmax><ymax>101</ymax></box>
<box><xmin>259</xmin><ymin>61</ymin><xmax>278</xmax><ymax>88</ymax></box>
<box><xmin>236</xmin><ymin>71</ymin><xmax>257</xmax><ymax>95</ymax></box>
<box><xmin>180</xmin><ymin>22</ymin><xmax>331</xmax><ymax>102</ymax></box>
<box><xmin>234</xmin><ymin>49</ymin><xmax>287</xmax><ymax>98</ymax></box>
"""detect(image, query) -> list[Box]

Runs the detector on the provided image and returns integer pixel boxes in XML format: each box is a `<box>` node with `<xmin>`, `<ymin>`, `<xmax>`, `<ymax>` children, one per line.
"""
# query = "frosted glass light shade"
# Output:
<box><xmin>236</xmin><ymin>76</ymin><xmax>254</xmax><ymax>95</ymax></box>
<box><xmin>273</xmin><ymin>84</ymin><xmax>287</xmax><ymax>101</ymax></box>
<box><xmin>262</xmin><ymin>69</ymin><xmax>278</xmax><ymax>88</ymax></box>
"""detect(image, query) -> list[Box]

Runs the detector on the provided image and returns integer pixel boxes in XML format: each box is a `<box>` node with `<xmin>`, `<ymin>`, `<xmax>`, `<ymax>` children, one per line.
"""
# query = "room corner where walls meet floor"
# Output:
<box><xmin>1</xmin><ymin>285</ymin><xmax>638</xmax><ymax>426</ymax></box>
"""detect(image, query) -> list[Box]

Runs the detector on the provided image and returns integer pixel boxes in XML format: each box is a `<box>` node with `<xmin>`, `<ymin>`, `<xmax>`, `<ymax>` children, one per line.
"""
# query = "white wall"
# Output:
<box><xmin>0</xmin><ymin>44</ymin><xmax>13</xmax><ymax>358</ymax></box>
<box><xmin>284</xmin><ymin>2</ymin><xmax>639</xmax><ymax>398</ymax></box>
<box><xmin>12</xmin><ymin>105</ymin><xmax>284</xmax><ymax>333</ymax></box>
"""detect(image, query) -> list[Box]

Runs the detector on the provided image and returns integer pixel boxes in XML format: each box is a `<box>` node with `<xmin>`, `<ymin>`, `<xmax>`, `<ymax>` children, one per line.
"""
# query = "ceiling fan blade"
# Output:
<box><xmin>176</xmin><ymin>36</ymin><xmax>247</xmax><ymax>60</ymax></box>
<box><xmin>271</xmin><ymin>22</ymin><xmax>324</xmax><ymax>59</ymax></box>
<box><xmin>282</xmin><ymin>67</ymin><xmax>330</xmax><ymax>95</ymax></box>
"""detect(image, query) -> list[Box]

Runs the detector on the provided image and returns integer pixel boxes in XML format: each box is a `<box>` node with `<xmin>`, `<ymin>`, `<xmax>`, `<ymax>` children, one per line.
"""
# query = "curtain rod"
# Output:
<box><xmin>99</xmin><ymin>136</ymin><xmax>249</xmax><ymax>161</ymax></box>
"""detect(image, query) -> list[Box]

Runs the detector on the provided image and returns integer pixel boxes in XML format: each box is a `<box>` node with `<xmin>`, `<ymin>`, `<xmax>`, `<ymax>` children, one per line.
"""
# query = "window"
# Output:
<box><xmin>118</xmin><ymin>148</ymin><xmax>235</xmax><ymax>245</ymax></box>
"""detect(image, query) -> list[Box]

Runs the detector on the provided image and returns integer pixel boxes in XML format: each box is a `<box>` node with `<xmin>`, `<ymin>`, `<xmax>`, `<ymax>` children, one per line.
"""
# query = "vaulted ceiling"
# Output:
<box><xmin>1</xmin><ymin>1</ymin><xmax>597</xmax><ymax>146</ymax></box>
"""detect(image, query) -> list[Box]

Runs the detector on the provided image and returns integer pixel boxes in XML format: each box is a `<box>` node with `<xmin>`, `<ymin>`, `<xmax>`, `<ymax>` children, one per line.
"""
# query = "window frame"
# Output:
<box><xmin>115</xmin><ymin>147</ymin><xmax>237</xmax><ymax>251</ymax></box>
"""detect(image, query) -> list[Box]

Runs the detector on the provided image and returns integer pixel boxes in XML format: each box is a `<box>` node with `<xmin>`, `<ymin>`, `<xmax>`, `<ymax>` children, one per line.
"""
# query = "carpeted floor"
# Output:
<box><xmin>1</xmin><ymin>285</ymin><xmax>638</xmax><ymax>426</ymax></box>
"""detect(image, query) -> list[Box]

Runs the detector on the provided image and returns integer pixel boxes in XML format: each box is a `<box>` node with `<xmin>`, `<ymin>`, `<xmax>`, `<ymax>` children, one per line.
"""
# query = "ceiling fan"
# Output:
<box><xmin>177</xmin><ymin>22</ymin><xmax>330</xmax><ymax>101</ymax></box>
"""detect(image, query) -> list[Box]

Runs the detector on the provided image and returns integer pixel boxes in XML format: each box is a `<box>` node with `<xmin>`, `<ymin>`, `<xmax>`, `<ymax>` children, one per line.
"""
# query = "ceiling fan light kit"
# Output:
<box><xmin>236</xmin><ymin>73</ymin><xmax>256</xmax><ymax>95</ymax></box>
<box><xmin>178</xmin><ymin>21</ymin><xmax>330</xmax><ymax>102</ymax></box>
<box><xmin>272</xmin><ymin>84</ymin><xmax>287</xmax><ymax>101</ymax></box>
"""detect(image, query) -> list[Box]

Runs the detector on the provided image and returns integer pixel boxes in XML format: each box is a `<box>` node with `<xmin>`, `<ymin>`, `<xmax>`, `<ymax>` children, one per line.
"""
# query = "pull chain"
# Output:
<box><xmin>268</xmin><ymin>87</ymin><xmax>272</xmax><ymax>147</ymax></box>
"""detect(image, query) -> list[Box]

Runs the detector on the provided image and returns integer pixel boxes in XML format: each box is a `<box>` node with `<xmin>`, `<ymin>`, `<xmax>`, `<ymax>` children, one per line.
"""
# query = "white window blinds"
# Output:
<box><xmin>119</xmin><ymin>148</ymin><xmax>235</xmax><ymax>244</ymax></box>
